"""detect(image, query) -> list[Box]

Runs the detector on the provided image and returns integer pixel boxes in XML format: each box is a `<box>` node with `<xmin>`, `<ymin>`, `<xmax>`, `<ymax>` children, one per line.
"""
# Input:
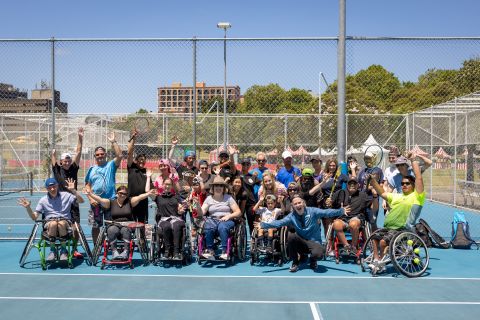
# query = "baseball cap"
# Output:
<box><xmin>395</xmin><ymin>156</ymin><xmax>408</xmax><ymax>165</ymax></box>
<box><xmin>184</xmin><ymin>150</ymin><xmax>196</xmax><ymax>158</ymax></box>
<box><xmin>45</xmin><ymin>177</ymin><xmax>58</xmax><ymax>187</ymax></box>
<box><xmin>348</xmin><ymin>176</ymin><xmax>358</xmax><ymax>183</ymax></box>
<box><xmin>60</xmin><ymin>152</ymin><xmax>72</xmax><ymax>160</ymax></box>
<box><xmin>364</xmin><ymin>151</ymin><xmax>374</xmax><ymax>158</ymax></box>
<box><xmin>302</xmin><ymin>168</ymin><xmax>314</xmax><ymax>177</ymax></box>
<box><xmin>310</xmin><ymin>156</ymin><xmax>321</xmax><ymax>162</ymax></box>
<box><xmin>282</xmin><ymin>150</ymin><xmax>293</xmax><ymax>159</ymax></box>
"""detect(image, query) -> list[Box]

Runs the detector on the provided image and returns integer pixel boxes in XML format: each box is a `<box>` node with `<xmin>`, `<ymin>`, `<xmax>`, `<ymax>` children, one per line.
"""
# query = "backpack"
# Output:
<box><xmin>414</xmin><ymin>219</ymin><xmax>450</xmax><ymax>249</ymax></box>
<box><xmin>451</xmin><ymin>211</ymin><xmax>479</xmax><ymax>250</ymax></box>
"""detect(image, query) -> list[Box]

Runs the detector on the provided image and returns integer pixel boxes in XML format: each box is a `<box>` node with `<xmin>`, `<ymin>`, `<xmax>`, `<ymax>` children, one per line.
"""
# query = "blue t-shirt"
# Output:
<box><xmin>35</xmin><ymin>191</ymin><xmax>76</xmax><ymax>220</ymax></box>
<box><xmin>249</xmin><ymin>167</ymin><xmax>269</xmax><ymax>200</ymax></box>
<box><xmin>276</xmin><ymin>166</ymin><xmax>301</xmax><ymax>187</ymax></box>
<box><xmin>357</xmin><ymin>166</ymin><xmax>384</xmax><ymax>194</ymax></box>
<box><xmin>85</xmin><ymin>160</ymin><xmax>118</xmax><ymax>200</ymax></box>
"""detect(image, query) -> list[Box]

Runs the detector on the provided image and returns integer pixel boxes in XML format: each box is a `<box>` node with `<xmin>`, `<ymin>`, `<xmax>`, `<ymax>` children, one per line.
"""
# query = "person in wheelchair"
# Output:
<box><xmin>151</xmin><ymin>178</ymin><xmax>188</xmax><ymax>260</ymax></box>
<box><xmin>366</xmin><ymin>153</ymin><xmax>425</xmax><ymax>273</ymax></box>
<box><xmin>199</xmin><ymin>175</ymin><xmax>242</xmax><ymax>261</ymax></box>
<box><xmin>256</xmin><ymin>194</ymin><xmax>350</xmax><ymax>272</ymax></box>
<box><xmin>326</xmin><ymin>176</ymin><xmax>374</xmax><ymax>256</ymax></box>
<box><xmin>18</xmin><ymin>177</ymin><xmax>84</xmax><ymax>262</ymax></box>
<box><xmin>252</xmin><ymin>194</ymin><xmax>282</xmax><ymax>253</ymax></box>
<box><xmin>85</xmin><ymin>186</ymin><xmax>154</xmax><ymax>260</ymax></box>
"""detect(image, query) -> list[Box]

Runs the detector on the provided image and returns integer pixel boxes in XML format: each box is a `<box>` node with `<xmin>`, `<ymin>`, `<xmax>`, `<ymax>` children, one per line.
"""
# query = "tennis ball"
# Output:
<box><xmin>407</xmin><ymin>239</ymin><xmax>413</xmax><ymax>246</ymax></box>
<box><xmin>7</xmin><ymin>226</ymin><xmax>12</xmax><ymax>232</ymax></box>
<box><xmin>413</xmin><ymin>248</ymin><xmax>420</xmax><ymax>255</ymax></box>
<box><xmin>413</xmin><ymin>257</ymin><xmax>420</xmax><ymax>265</ymax></box>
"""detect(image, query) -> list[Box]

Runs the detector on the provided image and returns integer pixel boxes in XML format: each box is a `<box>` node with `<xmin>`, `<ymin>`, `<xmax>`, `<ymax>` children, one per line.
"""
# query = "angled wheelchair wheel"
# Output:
<box><xmin>92</xmin><ymin>226</ymin><xmax>106</xmax><ymax>266</ymax></box>
<box><xmin>74</xmin><ymin>222</ymin><xmax>93</xmax><ymax>265</ymax></box>
<box><xmin>390</xmin><ymin>231</ymin><xmax>429</xmax><ymax>278</ymax></box>
<box><xmin>250</xmin><ymin>228</ymin><xmax>258</xmax><ymax>265</ymax></box>
<box><xmin>149</xmin><ymin>225</ymin><xmax>157</xmax><ymax>264</ymax></box>
<box><xmin>19</xmin><ymin>222</ymin><xmax>40</xmax><ymax>267</ymax></box>
<box><xmin>360</xmin><ymin>230</ymin><xmax>381</xmax><ymax>273</ymax></box>
<box><xmin>136</xmin><ymin>227</ymin><xmax>149</xmax><ymax>265</ymax></box>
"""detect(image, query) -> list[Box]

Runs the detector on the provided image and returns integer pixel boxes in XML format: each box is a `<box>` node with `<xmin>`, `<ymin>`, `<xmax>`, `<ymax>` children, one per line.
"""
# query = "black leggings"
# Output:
<box><xmin>158</xmin><ymin>220</ymin><xmax>185</xmax><ymax>254</ymax></box>
<box><xmin>287</xmin><ymin>232</ymin><xmax>325</xmax><ymax>264</ymax></box>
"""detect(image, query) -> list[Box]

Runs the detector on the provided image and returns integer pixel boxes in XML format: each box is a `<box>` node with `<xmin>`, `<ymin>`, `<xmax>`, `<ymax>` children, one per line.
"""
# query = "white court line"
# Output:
<box><xmin>310</xmin><ymin>303</ymin><xmax>323</xmax><ymax>320</ymax></box>
<box><xmin>0</xmin><ymin>272</ymin><xmax>480</xmax><ymax>281</ymax></box>
<box><xmin>0</xmin><ymin>296</ymin><xmax>479</xmax><ymax>305</ymax></box>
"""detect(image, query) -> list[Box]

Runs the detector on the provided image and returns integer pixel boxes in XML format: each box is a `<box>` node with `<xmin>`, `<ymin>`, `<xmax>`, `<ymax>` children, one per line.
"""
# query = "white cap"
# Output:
<box><xmin>282</xmin><ymin>150</ymin><xmax>293</xmax><ymax>159</ymax></box>
<box><xmin>61</xmin><ymin>152</ymin><xmax>72</xmax><ymax>160</ymax></box>
<box><xmin>364</xmin><ymin>151</ymin><xmax>375</xmax><ymax>158</ymax></box>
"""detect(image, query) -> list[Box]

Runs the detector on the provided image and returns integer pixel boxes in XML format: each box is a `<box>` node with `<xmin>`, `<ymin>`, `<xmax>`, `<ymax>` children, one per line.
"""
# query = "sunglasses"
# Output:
<box><xmin>95</xmin><ymin>153</ymin><xmax>105</xmax><ymax>157</ymax></box>
<box><xmin>242</xmin><ymin>163</ymin><xmax>251</xmax><ymax>166</ymax></box>
<box><xmin>401</xmin><ymin>182</ymin><xmax>412</xmax><ymax>186</ymax></box>
<box><xmin>288</xmin><ymin>188</ymin><xmax>298</xmax><ymax>191</ymax></box>
<box><xmin>117</xmin><ymin>192</ymin><xmax>128</xmax><ymax>196</ymax></box>
<box><xmin>257</xmin><ymin>159</ymin><xmax>266</xmax><ymax>163</ymax></box>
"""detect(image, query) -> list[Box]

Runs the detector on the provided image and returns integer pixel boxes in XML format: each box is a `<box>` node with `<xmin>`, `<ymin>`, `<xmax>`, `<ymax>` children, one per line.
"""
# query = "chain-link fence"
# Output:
<box><xmin>1</xmin><ymin>37</ymin><xmax>480</xmax><ymax>238</ymax></box>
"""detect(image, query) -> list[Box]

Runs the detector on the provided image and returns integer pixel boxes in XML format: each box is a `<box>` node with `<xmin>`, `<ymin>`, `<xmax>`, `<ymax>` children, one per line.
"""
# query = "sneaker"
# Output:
<box><xmin>202</xmin><ymin>250</ymin><xmax>214</xmax><ymax>260</ymax></box>
<box><xmin>46</xmin><ymin>251</ymin><xmax>56</xmax><ymax>262</ymax></box>
<box><xmin>289</xmin><ymin>264</ymin><xmax>299</xmax><ymax>273</ymax></box>
<box><xmin>173</xmin><ymin>253</ymin><xmax>183</xmax><ymax>261</ymax></box>
<box><xmin>327</xmin><ymin>250</ymin><xmax>335</xmax><ymax>257</ymax></box>
<box><xmin>219</xmin><ymin>252</ymin><xmax>228</xmax><ymax>260</ymax></box>
<box><xmin>59</xmin><ymin>249</ymin><xmax>68</xmax><ymax>261</ymax></box>
<box><xmin>309</xmin><ymin>258</ymin><xmax>318</xmax><ymax>270</ymax></box>
<box><xmin>73</xmin><ymin>251</ymin><xmax>84</xmax><ymax>259</ymax></box>
<box><xmin>367</xmin><ymin>260</ymin><xmax>379</xmax><ymax>271</ymax></box>
<box><xmin>119</xmin><ymin>250</ymin><xmax>129</xmax><ymax>260</ymax></box>
<box><xmin>112</xmin><ymin>250</ymin><xmax>121</xmax><ymax>260</ymax></box>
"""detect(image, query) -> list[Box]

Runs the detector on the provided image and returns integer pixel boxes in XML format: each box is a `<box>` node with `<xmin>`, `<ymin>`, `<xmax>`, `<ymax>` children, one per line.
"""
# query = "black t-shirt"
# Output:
<box><xmin>107</xmin><ymin>199</ymin><xmax>134</xmax><ymax>222</ymax></box>
<box><xmin>52</xmin><ymin>162</ymin><xmax>79</xmax><ymax>191</ymax></box>
<box><xmin>240</xmin><ymin>173</ymin><xmax>260</xmax><ymax>206</ymax></box>
<box><xmin>155</xmin><ymin>193</ymin><xmax>183</xmax><ymax>222</ymax></box>
<box><xmin>331</xmin><ymin>189</ymin><xmax>370</xmax><ymax>221</ymax></box>
<box><xmin>176</xmin><ymin>165</ymin><xmax>199</xmax><ymax>180</ymax></box>
<box><xmin>127</xmin><ymin>162</ymin><xmax>149</xmax><ymax>197</ymax></box>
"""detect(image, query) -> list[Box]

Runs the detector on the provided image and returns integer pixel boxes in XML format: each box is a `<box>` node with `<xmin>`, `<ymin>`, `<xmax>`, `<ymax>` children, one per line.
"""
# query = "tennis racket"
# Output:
<box><xmin>363</xmin><ymin>144</ymin><xmax>384</xmax><ymax>189</ymax></box>
<box><xmin>128</xmin><ymin>117</ymin><xmax>150</xmax><ymax>142</ymax></box>
<box><xmin>328</xmin><ymin>166</ymin><xmax>342</xmax><ymax>200</ymax></box>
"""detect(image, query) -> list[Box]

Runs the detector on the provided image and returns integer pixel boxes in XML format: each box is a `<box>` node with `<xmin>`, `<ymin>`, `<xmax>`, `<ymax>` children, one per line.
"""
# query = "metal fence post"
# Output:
<box><xmin>50</xmin><ymin>37</ymin><xmax>56</xmax><ymax>154</ymax></box>
<box><xmin>453</xmin><ymin>97</ymin><xmax>457</xmax><ymax>206</ymax></box>
<box><xmin>192</xmin><ymin>37</ymin><xmax>197</xmax><ymax>154</ymax></box>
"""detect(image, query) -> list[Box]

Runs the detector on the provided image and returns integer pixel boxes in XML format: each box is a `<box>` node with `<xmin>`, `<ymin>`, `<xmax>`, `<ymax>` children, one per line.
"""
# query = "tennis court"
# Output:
<box><xmin>0</xmin><ymin>193</ymin><xmax>479</xmax><ymax>320</ymax></box>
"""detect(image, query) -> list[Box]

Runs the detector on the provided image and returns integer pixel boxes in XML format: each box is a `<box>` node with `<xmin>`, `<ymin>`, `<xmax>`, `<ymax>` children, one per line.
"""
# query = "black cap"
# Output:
<box><xmin>348</xmin><ymin>176</ymin><xmax>358</xmax><ymax>183</ymax></box>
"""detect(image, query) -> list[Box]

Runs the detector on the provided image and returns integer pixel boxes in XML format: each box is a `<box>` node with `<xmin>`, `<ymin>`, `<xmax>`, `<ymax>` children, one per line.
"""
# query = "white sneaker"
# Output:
<box><xmin>219</xmin><ymin>253</ymin><xmax>228</xmax><ymax>260</ymax></box>
<box><xmin>327</xmin><ymin>250</ymin><xmax>335</xmax><ymax>257</ymax></box>
<box><xmin>112</xmin><ymin>250</ymin><xmax>121</xmax><ymax>260</ymax></box>
<box><xmin>202</xmin><ymin>250</ymin><xmax>214</xmax><ymax>260</ymax></box>
<box><xmin>46</xmin><ymin>251</ymin><xmax>56</xmax><ymax>262</ymax></box>
<box><xmin>368</xmin><ymin>259</ymin><xmax>379</xmax><ymax>271</ymax></box>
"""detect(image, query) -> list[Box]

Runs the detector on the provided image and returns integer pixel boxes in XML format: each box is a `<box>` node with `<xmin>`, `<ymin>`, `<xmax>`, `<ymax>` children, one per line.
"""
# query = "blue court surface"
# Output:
<box><xmin>0</xmin><ymin>194</ymin><xmax>479</xmax><ymax>320</ymax></box>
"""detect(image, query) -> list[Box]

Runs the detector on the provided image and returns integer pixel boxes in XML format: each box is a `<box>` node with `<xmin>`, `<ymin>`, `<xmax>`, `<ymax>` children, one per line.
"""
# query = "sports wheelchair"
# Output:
<box><xmin>19</xmin><ymin>218</ymin><xmax>92</xmax><ymax>270</ymax></box>
<box><xmin>149</xmin><ymin>219</ymin><xmax>193</xmax><ymax>266</ymax></box>
<box><xmin>360</xmin><ymin>229</ymin><xmax>429</xmax><ymax>277</ymax></box>
<box><xmin>92</xmin><ymin>220</ymin><xmax>149</xmax><ymax>269</ymax></box>
<box><xmin>325</xmin><ymin>217</ymin><xmax>371</xmax><ymax>265</ymax></box>
<box><xmin>196</xmin><ymin>217</ymin><xmax>247</xmax><ymax>265</ymax></box>
<box><xmin>249</xmin><ymin>226</ymin><xmax>288</xmax><ymax>266</ymax></box>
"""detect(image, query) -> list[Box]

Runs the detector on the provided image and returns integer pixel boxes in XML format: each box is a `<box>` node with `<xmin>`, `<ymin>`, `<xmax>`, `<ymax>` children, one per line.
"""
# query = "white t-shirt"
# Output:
<box><xmin>256</xmin><ymin>207</ymin><xmax>281</xmax><ymax>223</ymax></box>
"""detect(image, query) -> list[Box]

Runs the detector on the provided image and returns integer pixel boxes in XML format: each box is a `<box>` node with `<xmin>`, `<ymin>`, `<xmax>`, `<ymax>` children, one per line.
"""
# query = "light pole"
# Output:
<box><xmin>217</xmin><ymin>22</ymin><xmax>231</xmax><ymax>149</ymax></box>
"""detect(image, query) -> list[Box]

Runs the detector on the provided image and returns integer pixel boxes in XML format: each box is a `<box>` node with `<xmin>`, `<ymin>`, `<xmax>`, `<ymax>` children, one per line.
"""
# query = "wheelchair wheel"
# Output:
<box><xmin>135</xmin><ymin>227</ymin><xmax>149</xmax><ymax>265</ymax></box>
<box><xmin>74</xmin><ymin>222</ymin><xmax>93</xmax><ymax>266</ymax></box>
<box><xmin>149</xmin><ymin>226</ymin><xmax>157</xmax><ymax>264</ymax></box>
<box><xmin>235</xmin><ymin>221</ymin><xmax>247</xmax><ymax>261</ymax></box>
<box><xmin>250</xmin><ymin>228</ymin><xmax>258</xmax><ymax>265</ymax></box>
<box><xmin>324</xmin><ymin>223</ymin><xmax>334</xmax><ymax>260</ymax></box>
<box><xmin>390</xmin><ymin>231</ymin><xmax>429</xmax><ymax>278</ymax></box>
<box><xmin>92</xmin><ymin>226</ymin><xmax>106</xmax><ymax>266</ymax></box>
<box><xmin>279</xmin><ymin>227</ymin><xmax>289</xmax><ymax>262</ymax></box>
<box><xmin>19</xmin><ymin>222</ymin><xmax>40</xmax><ymax>267</ymax></box>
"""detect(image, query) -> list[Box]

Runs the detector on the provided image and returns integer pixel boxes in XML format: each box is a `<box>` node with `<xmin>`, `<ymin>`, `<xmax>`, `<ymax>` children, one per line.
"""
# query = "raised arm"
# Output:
<box><xmin>51</xmin><ymin>148</ymin><xmax>58</xmax><ymax>166</ymax></box>
<box><xmin>368</xmin><ymin>174</ymin><xmax>389</xmax><ymax>201</ymax></box>
<box><xmin>66</xmin><ymin>178</ymin><xmax>84</xmax><ymax>204</ymax></box>
<box><xmin>168</xmin><ymin>136</ymin><xmax>178</xmax><ymax>165</ymax></box>
<box><xmin>127</xmin><ymin>129</ymin><xmax>138</xmax><ymax>167</ymax></box>
<box><xmin>83</xmin><ymin>189</ymin><xmax>110</xmax><ymax>209</ymax></box>
<box><xmin>74</xmin><ymin>127</ymin><xmax>84</xmax><ymax>165</ymax></box>
<box><xmin>17</xmin><ymin>198</ymin><xmax>39</xmax><ymax>221</ymax></box>
<box><xmin>131</xmin><ymin>189</ymin><xmax>155</xmax><ymax>207</ymax></box>
<box><xmin>417</xmin><ymin>154</ymin><xmax>432</xmax><ymax>171</ymax></box>
<box><xmin>409</xmin><ymin>154</ymin><xmax>424</xmax><ymax>194</ymax></box>
<box><xmin>107</xmin><ymin>132</ymin><xmax>122</xmax><ymax>167</ymax></box>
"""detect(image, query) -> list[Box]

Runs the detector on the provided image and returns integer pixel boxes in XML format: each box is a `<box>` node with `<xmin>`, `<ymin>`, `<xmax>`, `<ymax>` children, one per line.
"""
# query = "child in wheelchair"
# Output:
<box><xmin>253</xmin><ymin>194</ymin><xmax>282</xmax><ymax>253</ymax></box>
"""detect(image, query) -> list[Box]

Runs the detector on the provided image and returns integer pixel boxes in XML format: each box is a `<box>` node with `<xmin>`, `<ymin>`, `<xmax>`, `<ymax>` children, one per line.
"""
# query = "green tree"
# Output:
<box><xmin>239</xmin><ymin>83</ymin><xmax>286</xmax><ymax>113</ymax></box>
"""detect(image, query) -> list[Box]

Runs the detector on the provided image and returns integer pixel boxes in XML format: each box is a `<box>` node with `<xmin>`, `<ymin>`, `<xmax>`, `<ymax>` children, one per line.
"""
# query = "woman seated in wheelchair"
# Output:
<box><xmin>18</xmin><ymin>177</ymin><xmax>84</xmax><ymax>262</ymax></box>
<box><xmin>152</xmin><ymin>178</ymin><xmax>187</xmax><ymax>260</ymax></box>
<box><xmin>85</xmin><ymin>186</ymin><xmax>153</xmax><ymax>260</ymax></box>
<box><xmin>252</xmin><ymin>194</ymin><xmax>282</xmax><ymax>253</ymax></box>
<box><xmin>199</xmin><ymin>175</ymin><xmax>242</xmax><ymax>260</ymax></box>
<box><xmin>326</xmin><ymin>176</ymin><xmax>374</xmax><ymax>256</ymax></box>
<box><xmin>366</xmin><ymin>153</ymin><xmax>425</xmax><ymax>273</ymax></box>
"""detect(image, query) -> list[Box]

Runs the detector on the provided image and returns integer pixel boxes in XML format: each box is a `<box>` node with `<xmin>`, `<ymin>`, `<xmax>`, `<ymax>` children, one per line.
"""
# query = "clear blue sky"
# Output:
<box><xmin>1</xmin><ymin>0</ymin><xmax>479</xmax><ymax>113</ymax></box>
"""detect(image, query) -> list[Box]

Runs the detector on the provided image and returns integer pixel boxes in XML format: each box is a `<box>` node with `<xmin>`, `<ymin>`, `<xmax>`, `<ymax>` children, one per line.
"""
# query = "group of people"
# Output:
<box><xmin>18</xmin><ymin>131</ymin><xmax>431</xmax><ymax>273</ymax></box>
